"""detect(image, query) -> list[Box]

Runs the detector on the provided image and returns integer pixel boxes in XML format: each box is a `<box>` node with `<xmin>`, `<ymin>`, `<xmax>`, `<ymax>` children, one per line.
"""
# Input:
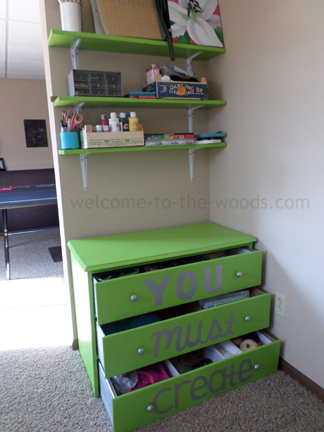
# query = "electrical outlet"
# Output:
<box><xmin>275</xmin><ymin>292</ymin><xmax>286</xmax><ymax>317</ymax></box>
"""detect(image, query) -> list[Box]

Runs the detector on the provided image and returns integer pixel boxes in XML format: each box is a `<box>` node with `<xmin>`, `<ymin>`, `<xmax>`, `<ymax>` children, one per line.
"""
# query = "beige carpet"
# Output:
<box><xmin>1</xmin><ymin>231</ymin><xmax>324</xmax><ymax>431</ymax></box>
<box><xmin>1</xmin><ymin>347</ymin><xmax>324</xmax><ymax>432</ymax></box>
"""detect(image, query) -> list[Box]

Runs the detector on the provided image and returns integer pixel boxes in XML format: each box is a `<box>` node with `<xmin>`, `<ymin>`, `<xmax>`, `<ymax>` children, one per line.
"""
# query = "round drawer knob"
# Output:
<box><xmin>245</xmin><ymin>316</ymin><xmax>251</xmax><ymax>322</ymax></box>
<box><xmin>147</xmin><ymin>405</ymin><xmax>154</xmax><ymax>413</ymax></box>
<box><xmin>130</xmin><ymin>295</ymin><xmax>138</xmax><ymax>302</ymax></box>
<box><xmin>254</xmin><ymin>364</ymin><xmax>260</xmax><ymax>371</ymax></box>
<box><xmin>138</xmin><ymin>348</ymin><xmax>145</xmax><ymax>355</ymax></box>
<box><xmin>236</xmin><ymin>271</ymin><xmax>243</xmax><ymax>277</ymax></box>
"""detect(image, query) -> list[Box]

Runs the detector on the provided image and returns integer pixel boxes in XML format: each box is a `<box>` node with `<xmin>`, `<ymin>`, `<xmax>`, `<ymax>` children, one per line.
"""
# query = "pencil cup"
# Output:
<box><xmin>59</xmin><ymin>2</ymin><xmax>82</xmax><ymax>32</ymax></box>
<box><xmin>61</xmin><ymin>132</ymin><xmax>80</xmax><ymax>150</ymax></box>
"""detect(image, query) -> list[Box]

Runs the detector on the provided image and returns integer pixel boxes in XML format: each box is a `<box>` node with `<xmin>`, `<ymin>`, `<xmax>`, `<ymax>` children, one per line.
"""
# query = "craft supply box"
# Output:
<box><xmin>80</xmin><ymin>130</ymin><xmax>144</xmax><ymax>149</ymax></box>
<box><xmin>143</xmin><ymin>76</ymin><xmax>208</xmax><ymax>100</ymax></box>
<box><xmin>68</xmin><ymin>69</ymin><xmax>122</xmax><ymax>97</ymax></box>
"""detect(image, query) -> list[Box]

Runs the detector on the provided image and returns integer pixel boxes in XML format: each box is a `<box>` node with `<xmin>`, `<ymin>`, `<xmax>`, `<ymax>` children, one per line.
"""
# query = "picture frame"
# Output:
<box><xmin>167</xmin><ymin>0</ymin><xmax>224</xmax><ymax>48</ymax></box>
<box><xmin>24</xmin><ymin>119</ymin><xmax>48</xmax><ymax>148</ymax></box>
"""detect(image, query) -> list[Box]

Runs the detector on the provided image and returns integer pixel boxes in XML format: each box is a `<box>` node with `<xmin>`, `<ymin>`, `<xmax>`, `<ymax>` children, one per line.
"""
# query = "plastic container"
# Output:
<box><xmin>101</xmin><ymin>114</ymin><xmax>109</xmax><ymax>126</ymax></box>
<box><xmin>119</xmin><ymin>113</ymin><xmax>129</xmax><ymax>132</ymax></box>
<box><xmin>109</xmin><ymin>112</ymin><xmax>119</xmax><ymax>132</ymax></box>
<box><xmin>129</xmin><ymin>112</ymin><xmax>139</xmax><ymax>132</ymax></box>
<box><xmin>146</xmin><ymin>64</ymin><xmax>160</xmax><ymax>84</ymax></box>
<box><xmin>59</xmin><ymin>1</ymin><xmax>82</xmax><ymax>32</ymax></box>
<box><xmin>60</xmin><ymin>132</ymin><xmax>80</xmax><ymax>149</ymax></box>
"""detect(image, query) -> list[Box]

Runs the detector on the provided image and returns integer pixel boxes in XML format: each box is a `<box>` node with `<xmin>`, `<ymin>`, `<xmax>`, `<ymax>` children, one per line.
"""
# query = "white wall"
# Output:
<box><xmin>0</xmin><ymin>78</ymin><xmax>53</xmax><ymax>170</ymax></box>
<box><xmin>40</xmin><ymin>0</ymin><xmax>214</xmax><ymax>341</ymax></box>
<box><xmin>209</xmin><ymin>0</ymin><xmax>324</xmax><ymax>388</ymax></box>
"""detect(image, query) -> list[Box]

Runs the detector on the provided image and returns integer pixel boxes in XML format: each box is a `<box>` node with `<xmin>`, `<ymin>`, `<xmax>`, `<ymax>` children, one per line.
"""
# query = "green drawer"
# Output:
<box><xmin>99</xmin><ymin>337</ymin><xmax>281</xmax><ymax>432</ymax></box>
<box><xmin>97</xmin><ymin>290</ymin><xmax>271</xmax><ymax>378</ymax></box>
<box><xmin>94</xmin><ymin>248</ymin><xmax>262</xmax><ymax>325</ymax></box>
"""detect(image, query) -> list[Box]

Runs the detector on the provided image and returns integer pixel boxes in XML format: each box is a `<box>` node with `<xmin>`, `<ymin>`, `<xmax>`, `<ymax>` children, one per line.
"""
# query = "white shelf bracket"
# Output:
<box><xmin>74</xmin><ymin>102</ymin><xmax>85</xmax><ymax>114</ymax></box>
<box><xmin>188</xmin><ymin>105</ymin><xmax>203</xmax><ymax>133</ymax></box>
<box><xmin>71</xmin><ymin>39</ymin><xmax>81</xmax><ymax>70</ymax></box>
<box><xmin>80</xmin><ymin>154</ymin><xmax>88</xmax><ymax>190</ymax></box>
<box><xmin>188</xmin><ymin>148</ymin><xmax>203</xmax><ymax>181</ymax></box>
<box><xmin>186</xmin><ymin>51</ymin><xmax>203</xmax><ymax>74</ymax></box>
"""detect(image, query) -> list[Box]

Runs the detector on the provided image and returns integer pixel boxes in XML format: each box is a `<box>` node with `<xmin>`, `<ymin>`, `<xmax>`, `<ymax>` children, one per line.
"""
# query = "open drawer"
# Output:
<box><xmin>99</xmin><ymin>332</ymin><xmax>281</xmax><ymax>432</ymax></box>
<box><xmin>94</xmin><ymin>248</ymin><xmax>263</xmax><ymax>325</ymax></box>
<box><xmin>96</xmin><ymin>288</ymin><xmax>271</xmax><ymax>378</ymax></box>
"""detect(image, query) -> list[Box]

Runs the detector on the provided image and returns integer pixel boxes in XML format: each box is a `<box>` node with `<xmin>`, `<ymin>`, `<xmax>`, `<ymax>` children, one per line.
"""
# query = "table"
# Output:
<box><xmin>0</xmin><ymin>184</ymin><xmax>57</xmax><ymax>280</ymax></box>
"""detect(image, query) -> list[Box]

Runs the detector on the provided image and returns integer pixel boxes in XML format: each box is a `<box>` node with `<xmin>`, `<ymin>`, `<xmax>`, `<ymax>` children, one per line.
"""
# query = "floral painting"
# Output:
<box><xmin>168</xmin><ymin>0</ymin><xmax>224</xmax><ymax>47</ymax></box>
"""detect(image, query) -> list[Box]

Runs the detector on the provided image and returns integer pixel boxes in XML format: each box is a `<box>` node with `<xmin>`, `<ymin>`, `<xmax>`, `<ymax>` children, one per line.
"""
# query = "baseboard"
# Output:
<box><xmin>279</xmin><ymin>358</ymin><xmax>324</xmax><ymax>402</ymax></box>
<box><xmin>72</xmin><ymin>339</ymin><xmax>79</xmax><ymax>351</ymax></box>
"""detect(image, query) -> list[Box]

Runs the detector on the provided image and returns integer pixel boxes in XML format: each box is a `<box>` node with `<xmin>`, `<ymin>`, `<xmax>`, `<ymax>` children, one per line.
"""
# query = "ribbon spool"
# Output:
<box><xmin>240</xmin><ymin>339</ymin><xmax>258</xmax><ymax>352</ymax></box>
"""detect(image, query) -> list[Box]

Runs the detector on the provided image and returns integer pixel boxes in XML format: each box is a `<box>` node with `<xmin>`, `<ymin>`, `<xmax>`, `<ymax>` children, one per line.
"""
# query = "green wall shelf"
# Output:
<box><xmin>53</xmin><ymin>96</ymin><xmax>227</xmax><ymax>109</ymax></box>
<box><xmin>48</xmin><ymin>30</ymin><xmax>226</xmax><ymax>60</ymax></box>
<box><xmin>58</xmin><ymin>142</ymin><xmax>226</xmax><ymax>155</ymax></box>
<box><xmin>50</xmin><ymin>29</ymin><xmax>227</xmax><ymax>191</ymax></box>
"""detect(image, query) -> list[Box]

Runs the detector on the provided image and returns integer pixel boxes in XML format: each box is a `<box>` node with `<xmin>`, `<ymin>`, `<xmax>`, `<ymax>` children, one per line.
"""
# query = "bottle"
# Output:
<box><xmin>100</xmin><ymin>114</ymin><xmax>109</xmax><ymax>126</ymax></box>
<box><xmin>119</xmin><ymin>113</ymin><xmax>129</xmax><ymax>132</ymax></box>
<box><xmin>129</xmin><ymin>112</ymin><xmax>139</xmax><ymax>132</ymax></box>
<box><xmin>146</xmin><ymin>64</ymin><xmax>160</xmax><ymax>84</ymax></box>
<box><xmin>109</xmin><ymin>112</ymin><xmax>119</xmax><ymax>132</ymax></box>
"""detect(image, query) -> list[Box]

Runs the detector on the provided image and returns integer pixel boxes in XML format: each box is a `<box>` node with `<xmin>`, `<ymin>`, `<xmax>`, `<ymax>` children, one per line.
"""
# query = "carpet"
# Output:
<box><xmin>1</xmin><ymin>346</ymin><xmax>324</xmax><ymax>432</ymax></box>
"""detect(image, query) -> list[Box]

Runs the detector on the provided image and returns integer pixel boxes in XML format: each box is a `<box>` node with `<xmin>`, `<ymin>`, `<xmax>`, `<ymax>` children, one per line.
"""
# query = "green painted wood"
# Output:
<box><xmin>53</xmin><ymin>96</ymin><xmax>227</xmax><ymax>109</ymax></box>
<box><xmin>68</xmin><ymin>222</ymin><xmax>258</xmax><ymax>273</ymax></box>
<box><xmin>95</xmin><ymin>250</ymin><xmax>263</xmax><ymax>324</ymax></box>
<box><xmin>58</xmin><ymin>142</ymin><xmax>226</xmax><ymax>155</ymax></box>
<box><xmin>98</xmin><ymin>293</ymin><xmax>271</xmax><ymax>377</ymax></box>
<box><xmin>48</xmin><ymin>29</ymin><xmax>226</xmax><ymax>60</ymax></box>
<box><xmin>70</xmin><ymin>255</ymin><xmax>99</xmax><ymax>397</ymax></box>
<box><xmin>110</xmin><ymin>340</ymin><xmax>281</xmax><ymax>432</ymax></box>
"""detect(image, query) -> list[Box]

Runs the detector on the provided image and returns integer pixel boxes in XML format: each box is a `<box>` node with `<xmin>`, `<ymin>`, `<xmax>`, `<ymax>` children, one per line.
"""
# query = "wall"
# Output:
<box><xmin>40</xmin><ymin>0</ymin><xmax>216</xmax><ymax>341</ymax></box>
<box><xmin>0</xmin><ymin>78</ymin><xmax>53</xmax><ymax>170</ymax></box>
<box><xmin>209</xmin><ymin>0</ymin><xmax>324</xmax><ymax>388</ymax></box>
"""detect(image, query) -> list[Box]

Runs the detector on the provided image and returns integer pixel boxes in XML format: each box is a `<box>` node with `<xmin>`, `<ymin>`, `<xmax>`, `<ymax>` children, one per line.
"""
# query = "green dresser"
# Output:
<box><xmin>68</xmin><ymin>222</ymin><xmax>280</xmax><ymax>432</ymax></box>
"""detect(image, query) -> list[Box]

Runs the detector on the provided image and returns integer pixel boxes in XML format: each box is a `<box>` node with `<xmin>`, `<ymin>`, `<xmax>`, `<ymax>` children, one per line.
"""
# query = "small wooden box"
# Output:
<box><xmin>80</xmin><ymin>130</ymin><xmax>144</xmax><ymax>149</ymax></box>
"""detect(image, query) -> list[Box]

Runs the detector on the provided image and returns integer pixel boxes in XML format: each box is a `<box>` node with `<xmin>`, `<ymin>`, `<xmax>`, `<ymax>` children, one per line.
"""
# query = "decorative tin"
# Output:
<box><xmin>143</xmin><ymin>77</ymin><xmax>207</xmax><ymax>99</ymax></box>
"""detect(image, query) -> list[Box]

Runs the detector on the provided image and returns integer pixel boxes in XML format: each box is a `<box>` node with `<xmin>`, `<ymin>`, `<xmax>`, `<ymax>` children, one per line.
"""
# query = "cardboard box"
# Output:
<box><xmin>80</xmin><ymin>130</ymin><xmax>144</xmax><ymax>149</ymax></box>
<box><xmin>143</xmin><ymin>76</ymin><xmax>207</xmax><ymax>100</ymax></box>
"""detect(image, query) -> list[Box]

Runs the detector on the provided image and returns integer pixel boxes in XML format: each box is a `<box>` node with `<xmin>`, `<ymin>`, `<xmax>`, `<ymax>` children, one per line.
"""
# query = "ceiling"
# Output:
<box><xmin>0</xmin><ymin>0</ymin><xmax>45</xmax><ymax>80</ymax></box>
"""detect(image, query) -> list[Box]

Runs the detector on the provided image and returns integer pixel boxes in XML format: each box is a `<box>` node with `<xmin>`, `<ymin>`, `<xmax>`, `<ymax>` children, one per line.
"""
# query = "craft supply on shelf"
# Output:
<box><xmin>68</xmin><ymin>69</ymin><xmax>122</xmax><ymax>97</ymax></box>
<box><xmin>80</xmin><ymin>130</ymin><xmax>144</xmax><ymax>149</ymax></box>
<box><xmin>143</xmin><ymin>76</ymin><xmax>207</xmax><ymax>100</ymax></box>
<box><xmin>59</xmin><ymin>0</ymin><xmax>82</xmax><ymax>32</ymax></box>
<box><xmin>129</xmin><ymin>112</ymin><xmax>139</xmax><ymax>132</ymax></box>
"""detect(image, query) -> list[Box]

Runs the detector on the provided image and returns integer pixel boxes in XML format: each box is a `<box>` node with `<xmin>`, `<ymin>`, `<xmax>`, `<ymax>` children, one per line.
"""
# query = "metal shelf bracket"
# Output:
<box><xmin>186</xmin><ymin>51</ymin><xmax>203</xmax><ymax>74</ymax></box>
<box><xmin>71</xmin><ymin>38</ymin><xmax>81</xmax><ymax>70</ymax></box>
<box><xmin>188</xmin><ymin>148</ymin><xmax>203</xmax><ymax>181</ymax></box>
<box><xmin>74</xmin><ymin>102</ymin><xmax>85</xmax><ymax>113</ymax></box>
<box><xmin>80</xmin><ymin>154</ymin><xmax>88</xmax><ymax>190</ymax></box>
<box><xmin>188</xmin><ymin>105</ymin><xmax>203</xmax><ymax>133</ymax></box>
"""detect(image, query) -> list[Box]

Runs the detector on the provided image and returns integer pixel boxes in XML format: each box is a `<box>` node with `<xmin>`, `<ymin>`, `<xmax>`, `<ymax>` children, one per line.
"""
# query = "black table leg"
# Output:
<box><xmin>2</xmin><ymin>209</ymin><xmax>10</xmax><ymax>280</ymax></box>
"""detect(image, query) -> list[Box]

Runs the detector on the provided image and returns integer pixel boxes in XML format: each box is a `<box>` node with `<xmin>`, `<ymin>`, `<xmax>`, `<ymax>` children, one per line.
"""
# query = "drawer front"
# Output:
<box><xmin>95</xmin><ymin>249</ymin><xmax>262</xmax><ymax>325</ymax></box>
<box><xmin>97</xmin><ymin>292</ymin><xmax>271</xmax><ymax>378</ymax></box>
<box><xmin>100</xmin><ymin>339</ymin><xmax>281</xmax><ymax>432</ymax></box>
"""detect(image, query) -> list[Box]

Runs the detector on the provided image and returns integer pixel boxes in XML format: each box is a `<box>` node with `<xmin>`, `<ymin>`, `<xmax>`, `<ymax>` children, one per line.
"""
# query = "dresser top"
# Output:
<box><xmin>68</xmin><ymin>222</ymin><xmax>257</xmax><ymax>272</ymax></box>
